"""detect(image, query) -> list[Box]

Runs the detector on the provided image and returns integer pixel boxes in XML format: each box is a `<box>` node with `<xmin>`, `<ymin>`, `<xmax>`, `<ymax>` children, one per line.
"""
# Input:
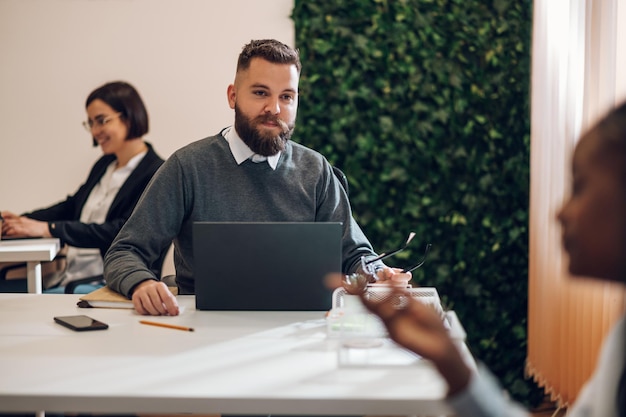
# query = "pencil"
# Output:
<box><xmin>139</xmin><ymin>320</ymin><xmax>195</xmax><ymax>332</ymax></box>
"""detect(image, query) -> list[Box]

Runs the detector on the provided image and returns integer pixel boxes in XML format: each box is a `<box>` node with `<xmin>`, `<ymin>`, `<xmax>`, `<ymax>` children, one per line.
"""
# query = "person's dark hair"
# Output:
<box><xmin>591</xmin><ymin>101</ymin><xmax>626</xmax><ymax>182</ymax></box>
<box><xmin>237</xmin><ymin>39</ymin><xmax>301</xmax><ymax>73</ymax></box>
<box><xmin>86</xmin><ymin>81</ymin><xmax>149</xmax><ymax>146</ymax></box>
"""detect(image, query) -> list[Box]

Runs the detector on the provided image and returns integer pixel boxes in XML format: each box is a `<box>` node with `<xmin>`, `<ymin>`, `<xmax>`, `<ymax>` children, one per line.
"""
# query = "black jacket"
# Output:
<box><xmin>26</xmin><ymin>143</ymin><xmax>164</xmax><ymax>259</ymax></box>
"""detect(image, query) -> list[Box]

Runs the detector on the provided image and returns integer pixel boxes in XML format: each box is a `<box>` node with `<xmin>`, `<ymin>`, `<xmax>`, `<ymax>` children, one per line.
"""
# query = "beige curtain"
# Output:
<box><xmin>528</xmin><ymin>0</ymin><xmax>626</xmax><ymax>408</ymax></box>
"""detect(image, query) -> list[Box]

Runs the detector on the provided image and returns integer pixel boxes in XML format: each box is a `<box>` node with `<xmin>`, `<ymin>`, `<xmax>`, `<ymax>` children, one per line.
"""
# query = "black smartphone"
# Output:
<box><xmin>54</xmin><ymin>315</ymin><xmax>109</xmax><ymax>331</ymax></box>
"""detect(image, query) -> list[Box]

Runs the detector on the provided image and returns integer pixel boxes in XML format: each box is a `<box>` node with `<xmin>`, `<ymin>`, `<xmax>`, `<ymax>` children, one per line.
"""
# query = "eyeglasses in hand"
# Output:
<box><xmin>343</xmin><ymin>232</ymin><xmax>432</xmax><ymax>294</ymax></box>
<box><xmin>82</xmin><ymin>112</ymin><xmax>122</xmax><ymax>132</ymax></box>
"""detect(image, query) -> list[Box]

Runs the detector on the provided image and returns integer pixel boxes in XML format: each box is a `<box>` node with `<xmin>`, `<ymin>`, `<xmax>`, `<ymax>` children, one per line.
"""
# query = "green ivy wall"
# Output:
<box><xmin>292</xmin><ymin>0</ymin><xmax>542</xmax><ymax>406</ymax></box>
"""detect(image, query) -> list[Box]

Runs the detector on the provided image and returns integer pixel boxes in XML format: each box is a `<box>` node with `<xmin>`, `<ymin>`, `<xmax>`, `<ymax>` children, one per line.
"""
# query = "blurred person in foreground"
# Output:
<box><xmin>342</xmin><ymin>102</ymin><xmax>626</xmax><ymax>417</ymax></box>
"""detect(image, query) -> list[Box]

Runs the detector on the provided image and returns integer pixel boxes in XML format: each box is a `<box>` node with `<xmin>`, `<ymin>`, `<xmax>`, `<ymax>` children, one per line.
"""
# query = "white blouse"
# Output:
<box><xmin>58</xmin><ymin>151</ymin><xmax>147</xmax><ymax>287</ymax></box>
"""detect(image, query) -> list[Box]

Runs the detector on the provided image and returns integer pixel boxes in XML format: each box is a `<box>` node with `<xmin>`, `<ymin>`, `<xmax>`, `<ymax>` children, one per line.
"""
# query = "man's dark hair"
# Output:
<box><xmin>237</xmin><ymin>39</ymin><xmax>301</xmax><ymax>73</ymax></box>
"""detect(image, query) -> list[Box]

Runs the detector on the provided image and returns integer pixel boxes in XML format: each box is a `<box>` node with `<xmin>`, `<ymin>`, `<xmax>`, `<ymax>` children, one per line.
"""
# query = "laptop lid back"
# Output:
<box><xmin>193</xmin><ymin>222</ymin><xmax>342</xmax><ymax>311</ymax></box>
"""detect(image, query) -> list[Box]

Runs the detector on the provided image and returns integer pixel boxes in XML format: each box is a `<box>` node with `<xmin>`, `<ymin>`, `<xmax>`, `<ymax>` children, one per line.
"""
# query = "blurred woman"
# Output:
<box><xmin>357</xmin><ymin>101</ymin><xmax>626</xmax><ymax>417</ymax></box>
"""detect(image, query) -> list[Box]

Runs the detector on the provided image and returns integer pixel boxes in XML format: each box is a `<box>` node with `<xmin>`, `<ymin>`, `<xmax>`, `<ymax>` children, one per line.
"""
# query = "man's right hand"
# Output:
<box><xmin>131</xmin><ymin>280</ymin><xmax>180</xmax><ymax>316</ymax></box>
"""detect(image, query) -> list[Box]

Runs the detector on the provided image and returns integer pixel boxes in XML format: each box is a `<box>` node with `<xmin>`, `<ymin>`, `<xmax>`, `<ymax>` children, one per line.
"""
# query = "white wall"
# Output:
<box><xmin>0</xmin><ymin>0</ymin><xmax>294</xmax><ymax>214</ymax></box>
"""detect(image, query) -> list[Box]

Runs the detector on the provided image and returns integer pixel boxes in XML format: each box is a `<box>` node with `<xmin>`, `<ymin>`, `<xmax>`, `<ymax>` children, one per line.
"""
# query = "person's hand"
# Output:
<box><xmin>1</xmin><ymin>212</ymin><xmax>51</xmax><ymax>238</ymax></box>
<box><xmin>373</xmin><ymin>266</ymin><xmax>412</xmax><ymax>286</ymax></box>
<box><xmin>131</xmin><ymin>280</ymin><xmax>180</xmax><ymax>316</ymax></box>
<box><xmin>1</xmin><ymin>211</ymin><xmax>19</xmax><ymax>235</ymax></box>
<box><xmin>359</xmin><ymin>285</ymin><xmax>471</xmax><ymax>396</ymax></box>
<box><xmin>325</xmin><ymin>267</ymin><xmax>411</xmax><ymax>296</ymax></box>
<box><xmin>0</xmin><ymin>210</ymin><xmax>17</xmax><ymax>219</ymax></box>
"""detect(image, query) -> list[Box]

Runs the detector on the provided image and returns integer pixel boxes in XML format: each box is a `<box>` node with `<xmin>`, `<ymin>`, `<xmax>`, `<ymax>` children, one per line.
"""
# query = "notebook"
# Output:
<box><xmin>193</xmin><ymin>222</ymin><xmax>342</xmax><ymax>311</ymax></box>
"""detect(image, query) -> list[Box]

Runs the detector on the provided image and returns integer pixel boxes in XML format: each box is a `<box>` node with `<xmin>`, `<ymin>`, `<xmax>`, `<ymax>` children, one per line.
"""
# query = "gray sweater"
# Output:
<box><xmin>104</xmin><ymin>131</ymin><xmax>377</xmax><ymax>297</ymax></box>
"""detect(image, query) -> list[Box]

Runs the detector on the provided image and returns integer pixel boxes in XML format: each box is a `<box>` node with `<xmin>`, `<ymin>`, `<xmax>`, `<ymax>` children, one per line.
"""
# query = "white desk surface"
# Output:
<box><xmin>0</xmin><ymin>293</ymin><xmax>468</xmax><ymax>416</ymax></box>
<box><xmin>0</xmin><ymin>238</ymin><xmax>61</xmax><ymax>293</ymax></box>
<box><xmin>0</xmin><ymin>238</ymin><xmax>60</xmax><ymax>262</ymax></box>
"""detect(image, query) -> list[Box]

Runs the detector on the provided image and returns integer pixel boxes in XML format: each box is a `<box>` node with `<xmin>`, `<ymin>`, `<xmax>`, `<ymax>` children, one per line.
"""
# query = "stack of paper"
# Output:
<box><xmin>78</xmin><ymin>286</ymin><xmax>178</xmax><ymax>309</ymax></box>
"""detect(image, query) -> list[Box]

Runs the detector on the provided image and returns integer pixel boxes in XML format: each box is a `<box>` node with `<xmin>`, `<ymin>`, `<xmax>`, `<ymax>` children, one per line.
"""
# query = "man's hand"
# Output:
<box><xmin>374</xmin><ymin>266</ymin><xmax>412</xmax><ymax>286</ymax></box>
<box><xmin>131</xmin><ymin>280</ymin><xmax>180</xmax><ymax>316</ymax></box>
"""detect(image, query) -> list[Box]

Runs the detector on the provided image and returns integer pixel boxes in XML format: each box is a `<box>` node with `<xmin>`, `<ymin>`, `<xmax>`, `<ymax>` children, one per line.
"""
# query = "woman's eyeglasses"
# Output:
<box><xmin>82</xmin><ymin>112</ymin><xmax>121</xmax><ymax>132</ymax></box>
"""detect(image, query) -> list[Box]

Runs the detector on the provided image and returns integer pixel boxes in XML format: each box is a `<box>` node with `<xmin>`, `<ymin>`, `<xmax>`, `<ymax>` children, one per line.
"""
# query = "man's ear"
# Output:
<box><xmin>227</xmin><ymin>84</ymin><xmax>236</xmax><ymax>109</ymax></box>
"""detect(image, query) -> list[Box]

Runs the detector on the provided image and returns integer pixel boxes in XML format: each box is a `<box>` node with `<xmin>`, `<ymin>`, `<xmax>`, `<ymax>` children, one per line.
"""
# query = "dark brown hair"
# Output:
<box><xmin>86</xmin><ymin>81</ymin><xmax>149</xmax><ymax>146</ymax></box>
<box><xmin>590</xmin><ymin>101</ymin><xmax>626</xmax><ymax>181</ymax></box>
<box><xmin>237</xmin><ymin>39</ymin><xmax>301</xmax><ymax>73</ymax></box>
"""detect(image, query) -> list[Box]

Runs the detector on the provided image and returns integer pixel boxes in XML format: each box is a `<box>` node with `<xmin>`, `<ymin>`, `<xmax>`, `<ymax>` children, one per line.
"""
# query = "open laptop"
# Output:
<box><xmin>193</xmin><ymin>222</ymin><xmax>342</xmax><ymax>311</ymax></box>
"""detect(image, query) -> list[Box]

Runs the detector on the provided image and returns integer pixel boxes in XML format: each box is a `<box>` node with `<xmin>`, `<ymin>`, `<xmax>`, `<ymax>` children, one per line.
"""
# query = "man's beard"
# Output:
<box><xmin>234</xmin><ymin>104</ymin><xmax>295</xmax><ymax>156</ymax></box>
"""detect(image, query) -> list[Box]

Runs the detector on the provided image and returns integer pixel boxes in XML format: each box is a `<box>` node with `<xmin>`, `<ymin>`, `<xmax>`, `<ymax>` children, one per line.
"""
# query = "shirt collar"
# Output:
<box><xmin>114</xmin><ymin>148</ymin><xmax>148</xmax><ymax>174</ymax></box>
<box><xmin>223</xmin><ymin>126</ymin><xmax>280</xmax><ymax>170</ymax></box>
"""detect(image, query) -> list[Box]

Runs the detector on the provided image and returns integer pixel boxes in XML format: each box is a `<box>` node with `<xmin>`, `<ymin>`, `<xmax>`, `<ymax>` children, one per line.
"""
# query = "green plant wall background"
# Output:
<box><xmin>292</xmin><ymin>0</ymin><xmax>543</xmax><ymax>406</ymax></box>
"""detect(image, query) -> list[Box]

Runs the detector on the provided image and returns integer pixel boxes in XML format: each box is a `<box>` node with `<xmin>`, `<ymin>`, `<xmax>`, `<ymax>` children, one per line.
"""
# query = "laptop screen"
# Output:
<box><xmin>193</xmin><ymin>222</ymin><xmax>342</xmax><ymax>311</ymax></box>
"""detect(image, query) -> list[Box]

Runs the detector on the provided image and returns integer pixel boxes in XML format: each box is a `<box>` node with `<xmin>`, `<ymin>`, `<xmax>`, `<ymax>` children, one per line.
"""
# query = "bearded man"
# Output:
<box><xmin>104</xmin><ymin>39</ymin><xmax>406</xmax><ymax>316</ymax></box>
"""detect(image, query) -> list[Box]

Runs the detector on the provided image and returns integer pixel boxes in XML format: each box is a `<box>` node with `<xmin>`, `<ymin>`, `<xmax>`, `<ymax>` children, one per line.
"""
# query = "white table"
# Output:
<box><xmin>0</xmin><ymin>238</ymin><xmax>61</xmax><ymax>293</ymax></box>
<box><xmin>0</xmin><ymin>294</ymin><xmax>473</xmax><ymax>416</ymax></box>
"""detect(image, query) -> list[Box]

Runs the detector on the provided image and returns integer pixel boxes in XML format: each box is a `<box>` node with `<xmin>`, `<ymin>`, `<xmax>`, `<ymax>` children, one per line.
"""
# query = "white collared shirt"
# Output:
<box><xmin>60</xmin><ymin>150</ymin><xmax>148</xmax><ymax>287</ymax></box>
<box><xmin>222</xmin><ymin>126</ymin><xmax>281</xmax><ymax>170</ymax></box>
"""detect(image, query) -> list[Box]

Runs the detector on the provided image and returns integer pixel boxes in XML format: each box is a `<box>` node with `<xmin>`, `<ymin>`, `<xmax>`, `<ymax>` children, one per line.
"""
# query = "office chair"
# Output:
<box><xmin>0</xmin><ymin>247</ymin><xmax>102</xmax><ymax>294</ymax></box>
<box><xmin>65</xmin><ymin>240</ymin><xmax>176</xmax><ymax>294</ymax></box>
<box><xmin>0</xmin><ymin>250</ymin><xmax>67</xmax><ymax>293</ymax></box>
<box><xmin>63</xmin><ymin>274</ymin><xmax>105</xmax><ymax>294</ymax></box>
<box><xmin>64</xmin><ymin>244</ymin><xmax>171</xmax><ymax>294</ymax></box>
<box><xmin>0</xmin><ymin>243</ymin><xmax>169</xmax><ymax>294</ymax></box>
<box><xmin>0</xmin><ymin>254</ymin><xmax>100</xmax><ymax>294</ymax></box>
<box><xmin>332</xmin><ymin>165</ymin><xmax>349</xmax><ymax>196</ymax></box>
<box><xmin>0</xmin><ymin>263</ymin><xmax>32</xmax><ymax>292</ymax></box>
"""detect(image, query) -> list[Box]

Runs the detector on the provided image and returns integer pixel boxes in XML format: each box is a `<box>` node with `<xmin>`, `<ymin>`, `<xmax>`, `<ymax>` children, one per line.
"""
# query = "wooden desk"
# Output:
<box><xmin>0</xmin><ymin>238</ymin><xmax>61</xmax><ymax>293</ymax></box>
<box><xmin>0</xmin><ymin>294</ymin><xmax>472</xmax><ymax>416</ymax></box>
